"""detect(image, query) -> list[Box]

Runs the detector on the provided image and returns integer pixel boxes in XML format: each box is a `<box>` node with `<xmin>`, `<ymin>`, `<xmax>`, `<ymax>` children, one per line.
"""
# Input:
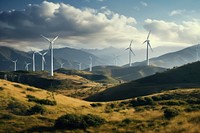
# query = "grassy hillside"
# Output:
<box><xmin>0</xmin><ymin>79</ymin><xmax>200</xmax><ymax>132</ymax></box>
<box><xmin>0</xmin><ymin>71</ymin><xmax>110</xmax><ymax>99</ymax></box>
<box><xmin>86</xmin><ymin>61</ymin><xmax>200</xmax><ymax>101</ymax></box>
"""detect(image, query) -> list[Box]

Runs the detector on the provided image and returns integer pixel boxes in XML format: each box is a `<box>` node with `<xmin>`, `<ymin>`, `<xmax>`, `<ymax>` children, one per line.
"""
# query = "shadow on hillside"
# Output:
<box><xmin>20</xmin><ymin>126</ymin><xmax>56</xmax><ymax>133</ymax></box>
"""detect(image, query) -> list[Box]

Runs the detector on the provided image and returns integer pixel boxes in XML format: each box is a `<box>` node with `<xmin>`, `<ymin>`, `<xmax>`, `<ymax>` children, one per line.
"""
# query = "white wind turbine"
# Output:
<box><xmin>89</xmin><ymin>56</ymin><xmax>92</xmax><ymax>71</ymax></box>
<box><xmin>38</xmin><ymin>51</ymin><xmax>48</xmax><ymax>71</ymax></box>
<box><xmin>143</xmin><ymin>30</ymin><xmax>153</xmax><ymax>66</ymax></box>
<box><xmin>59</xmin><ymin>62</ymin><xmax>65</xmax><ymax>69</ymax></box>
<box><xmin>196</xmin><ymin>44</ymin><xmax>199</xmax><ymax>61</ymax></box>
<box><xmin>25</xmin><ymin>62</ymin><xmax>31</xmax><ymax>71</ymax></box>
<box><xmin>31</xmin><ymin>50</ymin><xmax>39</xmax><ymax>72</ymax></box>
<box><xmin>113</xmin><ymin>55</ymin><xmax>119</xmax><ymax>66</ymax></box>
<box><xmin>125</xmin><ymin>40</ymin><xmax>135</xmax><ymax>67</ymax></box>
<box><xmin>41</xmin><ymin>35</ymin><xmax>58</xmax><ymax>76</ymax></box>
<box><xmin>78</xmin><ymin>63</ymin><xmax>82</xmax><ymax>70</ymax></box>
<box><xmin>11</xmin><ymin>59</ymin><xmax>17</xmax><ymax>71</ymax></box>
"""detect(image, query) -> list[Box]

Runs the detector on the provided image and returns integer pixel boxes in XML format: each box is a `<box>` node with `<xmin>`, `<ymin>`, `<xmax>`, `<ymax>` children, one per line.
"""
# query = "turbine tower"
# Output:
<box><xmin>125</xmin><ymin>40</ymin><xmax>135</xmax><ymax>67</ymax></box>
<box><xmin>78</xmin><ymin>63</ymin><xmax>82</xmax><ymax>70</ymax></box>
<box><xmin>11</xmin><ymin>59</ymin><xmax>17</xmax><ymax>71</ymax></box>
<box><xmin>89</xmin><ymin>56</ymin><xmax>92</xmax><ymax>71</ymax></box>
<box><xmin>143</xmin><ymin>30</ymin><xmax>153</xmax><ymax>66</ymax></box>
<box><xmin>113</xmin><ymin>55</ymin><xmax>119</xmax><ymax>66</ymax></box>
<box><xmin>31</xmin><ymin>50</ymin><xmax>38</xmax><ymax>72</ymax></box>
<box><xmin>196</xmin><ymin>44</ymin><xmax>199</xmax><ymax>61</ymax></box>
<box><xmin>41</xmin><ymin>35</ymin><xmax>58</xmax><ymax>76</ymax></box>
<box><xmin>38</xmin><ymin>51</ymin><xmax>48</xmax><ymax>71</ymax></box>
<box><xmin>25</xmin><ymin>62</ymin><xmax>31</xmax><ymax>71</ymax></box>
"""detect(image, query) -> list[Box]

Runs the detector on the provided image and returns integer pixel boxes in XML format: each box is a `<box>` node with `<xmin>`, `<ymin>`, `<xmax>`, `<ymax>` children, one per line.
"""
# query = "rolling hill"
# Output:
<box><xmin>85</xmin><ymin>61</ymin><xmax>200</xmax><ymax>102</ymax></box>
<box><xmin>86</xmin><ymin>65</ymin><xmax>166</xmax><ymax>82</ymax></box>
<box><xmin>0</xmin><ymin>79</ymin><xmax>200</xmax><ymax>132</ymax></box>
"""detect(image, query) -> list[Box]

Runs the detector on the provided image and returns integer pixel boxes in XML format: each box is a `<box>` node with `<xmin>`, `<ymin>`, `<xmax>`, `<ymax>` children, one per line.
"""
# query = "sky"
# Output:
<box><xmin>0</xmin><ymin>0</ymin><xmax>200</xmax><ymax>51</ymax></box>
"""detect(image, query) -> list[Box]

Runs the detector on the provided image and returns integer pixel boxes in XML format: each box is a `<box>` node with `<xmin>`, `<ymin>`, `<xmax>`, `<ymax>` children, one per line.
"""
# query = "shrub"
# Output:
<box><xmin>0</xmin><ymin>86</ymin><xmax>4</xmax><ymax>90</ymax></box>
<box><xmin>27</xmin><ymin>95</ymin><xmax>57</xmax><ymax>106</ymax></box>
<box><xmin>26</xmin><ymin>87</ymin><xmax>37</xmax><ymax>92</ymax></box>
<box><xmin>131</xmin><ymin>97</ymin><xmax>155</xmax><ymax>107</ymax></box>
<box><xmin>7</xmin><ymin>101</ymin><xmax>28</xmax><ymax>115</ymax></box>
<box><xmin>54</xmin><ymin>114</ymin><xmax>105</xmax><ymax>130</ymax></box>
<box><xmin>26</xmin><ymin>104</ymin><xmax>46</xmax><ymax>115</ymax></box>
<box><xmin>160</xmin><ymin>100</ymin><xmax>187</xmax><ymax>106</ymax></box>
<box><xmin>122</xmin><ymin>118</ymin><xmax>132</xmax><ymax>124</ymax></box>
<box><xmin>185</xmin><ymin>105</ymin><xmax>200</xmax><ymax>112</ymax></box>
<box><xmin>90</xmin><ymin>103</ymin><xmax>102</xmax><ymax>107</ymax></box>
<box><xmin>164</xmin><ymin>108</ymin><xmax>180</xmax><ymax>119</ymax></box>
<box><xmin>12</xmin><ymin>84</ymin><xmax>22</xmax><ymax>88</ymax></box>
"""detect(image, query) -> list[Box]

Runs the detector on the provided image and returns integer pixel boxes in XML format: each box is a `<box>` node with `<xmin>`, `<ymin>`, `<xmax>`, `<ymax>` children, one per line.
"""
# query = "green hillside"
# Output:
<box><xmin>86</xmin><ymin>61</ymin><xmax>200</xmax><ymax>101</ymax></box>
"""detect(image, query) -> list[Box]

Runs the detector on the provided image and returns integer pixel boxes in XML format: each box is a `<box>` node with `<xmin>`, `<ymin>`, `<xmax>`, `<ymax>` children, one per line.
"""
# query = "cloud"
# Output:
<box><xmin>0</xmin><ymin>1</ymin><xmax>139</xmax><ymax>50</ymax></box>
<box><xmin>140</xmin><ymin>1</ymin><xmax>148</xmax><ymax>7</ymax></box>
<box><xmin>144</xmin><ymin>19</ymin><xmax>200</xmax><ymax>44</ymax></box>
<box><xmin>169</xmin><ymin>9</ymin><xmax>185</xmax><ymax>16</ymax></box>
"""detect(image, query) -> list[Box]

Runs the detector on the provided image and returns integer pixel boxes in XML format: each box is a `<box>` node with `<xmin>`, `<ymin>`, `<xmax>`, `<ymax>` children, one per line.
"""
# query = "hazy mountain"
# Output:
<box><xmin>85</xmin><ymin>61</ymin><xmax>200</xmax><ymax>101</ymax></box>
<box><xmin>131</xmin><ymin>44</ymin><xmax>199</xmax><ymax>68</ymax></box>
<box><xmin>82</xmin><ymin>46</ymin><xmax>184</xmax><ymax>66</ymax></box>
<box><xmin>0</xmin><ymin>46</ymin><xmax>100</xmax><ymax>71</ymax></box>
<box><xmin>89</xmin><ymin>65</ymin><xmax>166</xmax><ymax>82</ymax></box>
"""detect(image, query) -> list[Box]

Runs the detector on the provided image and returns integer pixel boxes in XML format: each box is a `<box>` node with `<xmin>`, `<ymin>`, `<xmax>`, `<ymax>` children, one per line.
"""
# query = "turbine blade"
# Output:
<box><xmin>129</xmin><ymin>40</ymin><xmax>133</xmax><ymax>47</ymax></box>
<box><xmin>147</xmin><ymin>30</ymin><xmax>151</xmax><ymax>40</ymax></box>
<box><xmin>43</xmin><ymin>51</ymin><xmax>48</xmax><ymax>55</ymax></box>
<box><xmin>130</xmin><ymin>49</ymin><xmax>135</xmax><ymax>56</ymax></box>
<box><xmin>43</xmin><ymin>57</ymin><xmax>46</xmax><ymax>64</ymax></box>
<box><xmin>52</xmin><ymin>36</ymin><xmax>59</xmax><ymax>43</ymax></box>
<box><xmin>143</xmin><ymin>40</ymin><xmax>147</xmax><ymax>44</ymax></box>
<box><xmin>125</xmin><ymin>47</ymin><xmax>129</xmax><ymax>51</ymax></box>
<box><xmin>37</xmin><ymin>51</ymin><xmax>42</xmax><ymax>55</ymax></box>
<box><xmin>148</xmin><ymin>42</ymin><xmax>153</xmax><ymax>52</ymax></box>
<box><xmin>41</xmin><ymin>34</ymin><xmax>51</xmax><ymax>42</ymax></box>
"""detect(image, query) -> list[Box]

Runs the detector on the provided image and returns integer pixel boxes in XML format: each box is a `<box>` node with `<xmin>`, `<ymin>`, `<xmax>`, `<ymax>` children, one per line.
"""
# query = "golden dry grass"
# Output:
<box><xmin>0</xmin><ymin>79</ymin><xmax>200</xmax><ymax>132</ymax></box>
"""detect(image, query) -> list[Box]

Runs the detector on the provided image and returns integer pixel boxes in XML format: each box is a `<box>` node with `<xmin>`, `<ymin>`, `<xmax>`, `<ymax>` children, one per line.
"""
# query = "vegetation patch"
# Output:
<box><xmin>12</xmin><ymin>84</ymin><xmax>23</xmax><ymax>88</ymax></box>
<box><xmin>164</xmin><ymin>108</ymin><xmax>180</xmax><ymax>119</ymax></box>
<box><xmin>26</xmin><ymin>104</ymin><xmax>46</xmax><ymax>115</ymax></box>
<box><xmin>27</xmin><ymin>95</ymin><xmax>57</xmax><ymax>106</ymax></box>
<box><xmin>26</xmin><ymin>87</ymin><xmax>39</xmax><ymax>92</ymax></box>
<box><xmin>54</xmin><ymin>114</ymin><xmax>105</xmax><ymax>130</ymax></box>
<box><xmin>131</xmin><ymin>97</ymin><xmax>155</xmax><ymax>107</ymax></box>
<box><xmin>0</xmin><ymin>86</ymin><xmax>4</xmax><ymax>90</ymax></box>
<box><xmin>90</xmin><ymin>103</ymin><xmax>102</xmax><ymax>107</ymax></box>
<box><xmin>7</xmin><ymin>100</ymin><xmax>29</xmax><ymax>115</ymax></box>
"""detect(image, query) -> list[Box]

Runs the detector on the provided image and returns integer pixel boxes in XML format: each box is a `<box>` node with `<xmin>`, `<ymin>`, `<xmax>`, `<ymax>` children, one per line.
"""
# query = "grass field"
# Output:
<box><xmin>0</xmin><ymin>79</ymin><xmax>200</xmax><ymax>132</ymax></box>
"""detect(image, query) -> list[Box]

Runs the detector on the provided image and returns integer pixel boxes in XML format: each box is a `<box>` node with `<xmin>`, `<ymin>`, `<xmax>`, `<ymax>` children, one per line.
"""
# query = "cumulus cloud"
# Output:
<box><xmin>0</xmin><ymin>1</ymin><xmax>139</xmax><ymax>49</ymax></box>
<box><xmin>144</xmin><ymin>19</ymin><xmax>200</xmax><ymax>44</ymax></box>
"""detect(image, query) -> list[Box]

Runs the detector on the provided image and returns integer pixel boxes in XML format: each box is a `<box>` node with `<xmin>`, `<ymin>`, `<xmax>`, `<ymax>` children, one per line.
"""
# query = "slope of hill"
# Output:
<box><xmin>0</xmin><ymin>79</ymin><xmax>200</xmax><ymax>132</ymax></box>
<box><xmin>86</xmin><ymin>61</ymin><xmax>200</xmax><ymax>102</ymax></box>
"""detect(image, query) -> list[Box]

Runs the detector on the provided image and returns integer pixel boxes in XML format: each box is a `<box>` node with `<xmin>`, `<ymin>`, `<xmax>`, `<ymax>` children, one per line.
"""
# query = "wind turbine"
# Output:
<box><xmin>143</xmin><ymin>30</ymin><xmax>153</xmax><ymax>66</ymax></box>
<box><xmin>125</xmin><ymin>40</ymin><xmax>135</xmax><ymax>67</ymax></box>
<box><xmin>89</xmin><ymin>56</ymin><xmax>92</xmax><ymax>71</ymax></box>
<box><xmin>78</xmin><ymin>63</ymin><xmax>82</xmax><ymax>70</ymax></box>
<box><xmin>59</xmin><ymin>62</ymin><xmax>65</xmax><ymax>69</ymax></box>
<box><xmin>38</xmin><ymin>51</ymin><xmax>48</xmax><ymax>71</ymax></box>
<box><xmin>113</xmin><ymin>55</ymin><xmax>119</xmax><ymax>66</ymax></box>
<box><xmin>11</xmin><ymin>59</ymin><xmax>17</xmax><ymax>71</ymax></box>
<box><xmin>25</xmin><ymin>62</ymin><xmax>31</xmax><ymax>71</ymax></box>
<box><xmin>31</xmin><ymin>50</ymin><xmax>39</xmax><ymax>72</ymax></box>
<box><xmin>196</xmin><ymin>44</ymin><xmax>199</xmax><ymax>61</ymax></box>
<box><xmin>41</xmin><ymin>35</ymin><xmax>58</xmax><ymax>76</ymax></box>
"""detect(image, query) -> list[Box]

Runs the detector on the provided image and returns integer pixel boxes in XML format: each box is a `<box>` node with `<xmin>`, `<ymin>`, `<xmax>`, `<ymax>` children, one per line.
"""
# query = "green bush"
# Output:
<box><xmin>26</xmin><ymin>104</ymin><xmax>46</xmax><ymax>115</ymax></box>
<box><xmin>54</xmin><ymin>114</ymin><xmax>105</xmax><ymax>130</ymax></box>
<box><xmin>27</xmin><ymin>95</ymin><xmax>57</xmax><ymax>106</ymax></box>
<box><xmin>160</xmin><ymin>100</ymin><xmax>187</xmax><ymax>106</ymax></box>
<box><xmin>0</xmin><ymin>86</ymin><xmax>4</xmax><ymax>90</ymax></box>
<box><xmin>90</xmin><ymin>103</ymin><xmax>102</xmax><ymax>107</ymax></box>
<box><xmin>185</xmin><ymin>105</ymin><xmax>200</xmax><ymax>112</ymax></box>
<box><xmin>131</xmin><ymin>97</ymin><xmax>155</xmax><ymax>107</ymax></box>
<box><xmin>7</xmin><ymin>101</ymin><xmax>28</xmax><ymax>115</ymax></box>
<box><xmin>12</xmin><ymin>84</ymin><xmax>22</xmax><ymax>88</ymax></box>
<box><xmin>164</xmin><ymin>108</ymin><xmax>180</xmax><ymax>119</ymax></box>
<box><xmin>122</xmin><ymin>118</ymin><xmax>132</xmax><ymax>124</ymax></box>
